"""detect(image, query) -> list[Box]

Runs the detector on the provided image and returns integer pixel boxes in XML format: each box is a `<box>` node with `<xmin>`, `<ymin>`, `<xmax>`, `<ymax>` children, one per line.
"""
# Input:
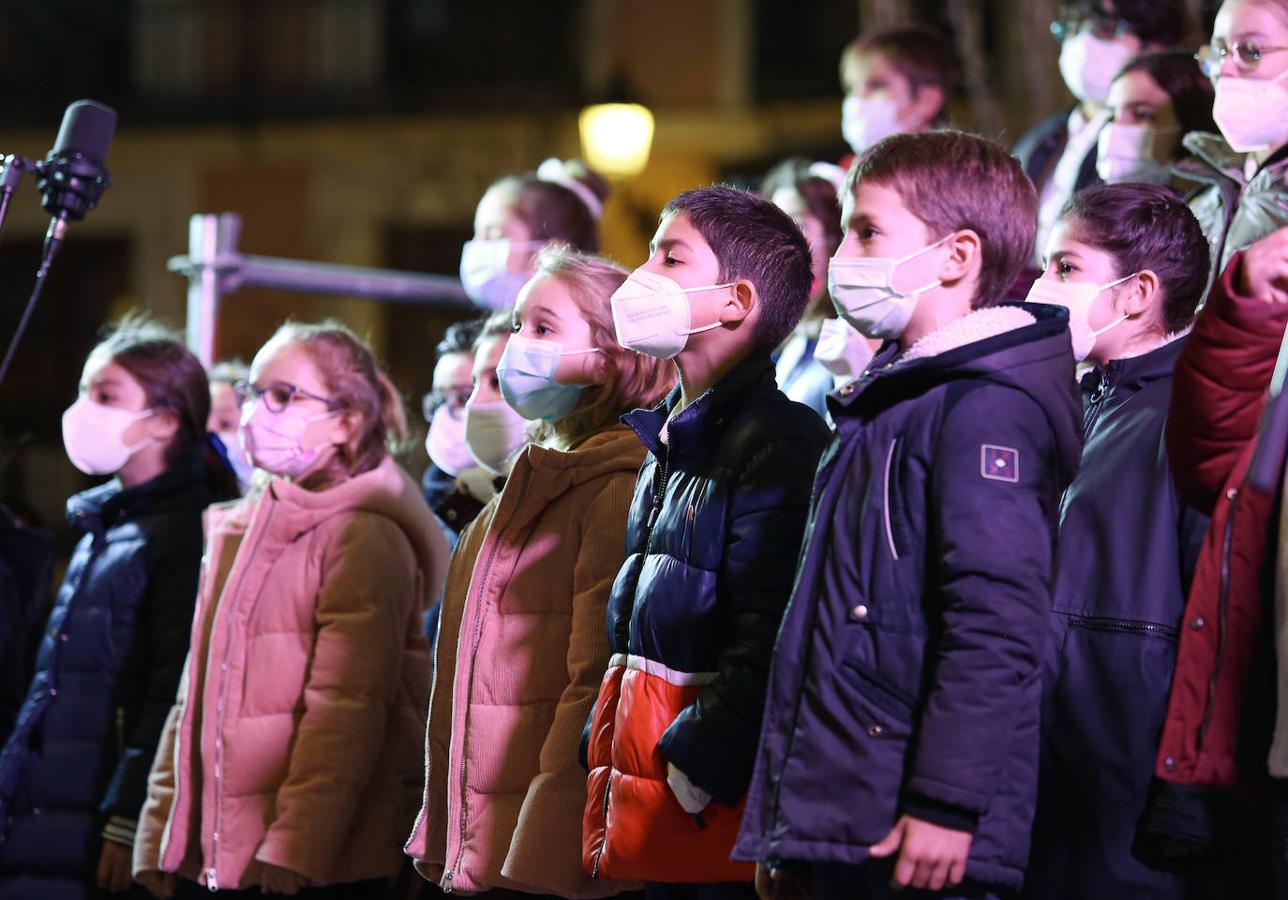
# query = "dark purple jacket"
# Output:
<box><xmin>734</xmin><ymin>304</ymin><xmax>1082</xmax><ymax>891</ymax></box>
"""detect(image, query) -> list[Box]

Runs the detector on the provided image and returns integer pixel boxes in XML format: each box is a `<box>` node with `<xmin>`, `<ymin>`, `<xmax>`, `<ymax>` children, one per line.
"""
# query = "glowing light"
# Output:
<box><xmin>578</xmin><ymin>103</ymin><xmax>654</xmax><ymax>179</ymax></box>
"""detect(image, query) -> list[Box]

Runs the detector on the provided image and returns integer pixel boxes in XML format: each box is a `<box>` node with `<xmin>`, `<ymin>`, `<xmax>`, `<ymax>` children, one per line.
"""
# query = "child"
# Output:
<box><xmin>1021</xmin><ymin>184</ymin><xmax>1216</xmax><ymax>898</ymax></box>
<box><xmin>735</xmin><ymin>131</ymin><xmax>1083</xmax><ymax>900</ymax></box>
<box><xmin>463</xmin><ymin>311</ymin><xmax>533</xmax><ymax>479</ymax></box>
<box><xmin>133</xmin><ymin>322</ymin><xmax>449</xmax><ymax>898</ymax></box>
<box><xmin>581</xmin><ymin>187</ymin><xmax>831</xmax><ymax>900</ymax></box>
<box><xmin>0</xmin><ymin>317</ymin><xmax>236</xmax><ymax>897</ymax></box>
<box><xmin>839</xmin><ymin>25</ymin><xmax>955</xmax><ymax>156</ymax></box>
<box><xmin>461</xmin><ymin>158</ymin><xmax>610</xmax><ymax>310</ymax></box>
<box><xmin>405</xmin><ymin>246</ymin><xmax>675</xmax><ymax>898</ymax></box>
<box><xmin>207</xmin><ymin>359</ymin><xmax>254</xmax><ymax>491</ymax></box>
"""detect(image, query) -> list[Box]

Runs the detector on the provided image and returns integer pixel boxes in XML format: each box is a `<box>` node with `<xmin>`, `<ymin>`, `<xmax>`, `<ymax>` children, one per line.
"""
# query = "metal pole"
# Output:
<box><xmin>184</xmin><ymin>212</ymin><xmax>226</xmax><ymax>367</ymax></box>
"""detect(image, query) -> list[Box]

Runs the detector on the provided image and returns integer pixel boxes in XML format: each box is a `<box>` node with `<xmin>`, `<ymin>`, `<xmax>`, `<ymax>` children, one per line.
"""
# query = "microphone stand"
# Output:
<box><xmin>0</xmin><ymin>154</ymin><xmax>35</xmax><ymax>246</ymax></box>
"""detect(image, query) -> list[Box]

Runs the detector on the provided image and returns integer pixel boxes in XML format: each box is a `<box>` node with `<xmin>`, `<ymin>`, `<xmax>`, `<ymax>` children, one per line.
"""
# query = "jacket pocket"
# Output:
<box><xmin>838</xmin><ymin>657</ymin><xmax>917</xmax><ymax>735</ymax></box>
<box><xmin>1066</xmin><ymin>614</ymin><xmax>1179</xmax><ymax>644</ymax></box>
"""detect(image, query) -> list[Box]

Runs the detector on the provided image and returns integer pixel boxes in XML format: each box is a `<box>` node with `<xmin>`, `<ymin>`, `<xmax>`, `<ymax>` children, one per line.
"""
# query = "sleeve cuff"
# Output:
<box><xmin>901</xmin><ymin>794</ymin><xmax>980</xmax><ymax>833</ymax></box>
<box><xmin>102</xmin><ymin>815</ymin><xmax>138</xmax><ymax>847</ymax></box>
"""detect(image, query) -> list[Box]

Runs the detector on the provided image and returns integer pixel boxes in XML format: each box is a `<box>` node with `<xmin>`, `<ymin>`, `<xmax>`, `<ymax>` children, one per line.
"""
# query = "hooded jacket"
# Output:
<box><xmin>405</xmin><ymin>425</ymin><xmax>644</xmax><ymax>898</ymax></box>
<box><xmin>735</xmin><ymin>304</ymin><xmax>1082</xmax><ymax>892</ymax></box>
<box><xmin>133</xmin><ymin>455</ymin><xmax>448</xmax><ymax>891</ymax></box>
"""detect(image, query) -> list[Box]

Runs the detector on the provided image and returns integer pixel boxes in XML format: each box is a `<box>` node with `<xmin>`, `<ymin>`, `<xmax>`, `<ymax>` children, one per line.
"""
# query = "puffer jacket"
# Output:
<box><xmin>1143</xmin><ymin>254</ymin><xmax>1288</xmax><ymax>853</ymax></box>
<box><xmin>1180</xmin><ymin>133</ymin><xmax>1288</xmax><ymax>288</ymax></box>
<box><xmin>1024</xmin><ymin>338</ymin><xmax>1212</xmax><ymax>899</ymax></box>
<box><xmin>405</xmin><ymin>425</ymin><xmax>643</xmax><ymax>899</ymax></box>
<box><xmin>581</xmin><ymin>353</ymin><xmax>830</xmax><ymax>885</ymax></box>
<box><xmin>0</xmin><ymin>457</ymin><xmax>209</xmax><ymax>899</ymax></box>
<box><xmin>133</xmin><ymin>455</ymin><xmax>449</xmax><ymax>891</ymax></box>
<box><xmin>0</xmin><ymin>508</ymin><xmax>54</xmax><ymax>743</ymax></box>
<box><xmin>734</xmin><ymin>304</ymin><xmax>1082</xmax><ymax>893</ymax></box>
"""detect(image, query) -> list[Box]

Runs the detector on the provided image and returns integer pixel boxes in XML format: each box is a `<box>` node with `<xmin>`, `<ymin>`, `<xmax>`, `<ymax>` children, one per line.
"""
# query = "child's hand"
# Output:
<box><xmin>869</xmin><ymin>814</ymin><xmax>972</xmax><ymax>892</ymax></box>
<box><xmin>135</xmin><ymin>870</ymin><xmax>178</xmax><ymax>899</ymax></box>
<box><xmin>260</xmin><ymin>863</ymin><xmax>308</xmax><ymax>895</ymax></box>
<box><xmin>1238</xmin><ymin>227</ymin><xmax>1288</xmax><ymax>304</ymax></box>
<box><xmin>96</xmin><ymin>839</ymin><xmax>135</xmax><ymax>893</ymax></box>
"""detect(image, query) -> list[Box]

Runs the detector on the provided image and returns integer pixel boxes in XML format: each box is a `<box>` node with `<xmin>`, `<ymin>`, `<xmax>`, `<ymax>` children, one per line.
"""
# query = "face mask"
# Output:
<box><xmin>239</xmin><ymin>401</ymin><xmax>338</xmax><ymax>479</ymax></box>
<box><xmin>61</xmin><ymin>397</ymin><xmax>156</xmax><ymax>476</ymax></box>
<box><xmin>459</xmin><ymin>239</ymin><xmax>540</xmax><ymax>311</ymax></box>
<box><xmin>814</xmin><ymin>318</ymin><xmax>876</xmax><ymax>379</ymax></box>
<box><xmin>1058</xmin><ymin>31</ymin><xmax>1137</xmax><ymax>105</ymax></box>
<box><xmin>1213</xmin><ymin>70</ymin><xmax>1288</xmax><ymax>153</ymax></box>
<box><xmin>1025</xmin><ymin>272</ymin><xmax>1138</xmax><ymax>361</ymax></box>
<box><xmin>827</xmin><ymin>235</ymin><xmax>951</xmax><ymax>341</ymax></box>
<box><xmin>610</xmin><ymin>269</ymin><xmax>734</xmax><ymax>359</ymax></box>
<box><xmin>1096</xmin><ymin>122</ymin><xmax>1173</xmax><ymax>184</ymax></box>
<box><xmin>215</xmin><ymin>430</ymin><xmax>256</xmax><ymax>490</ymax></box>
<box><xmin>465</xmin><ymin>400</ymin><xmax>530</xmax><ymax>475</ymax></box>
<box><xmin>841</xmin><ymin>95</ymin><xmax>903</xmax><ymax>155</ymax></box>
<box><xmin>497</xmin><ymin>335</ymin><xmax>602</xmax><ymax>422</ymax></box>
<box><xmin>424</xmin><ymin>404</ymin><xmax>475</xmax><ymax>477</ymax></box>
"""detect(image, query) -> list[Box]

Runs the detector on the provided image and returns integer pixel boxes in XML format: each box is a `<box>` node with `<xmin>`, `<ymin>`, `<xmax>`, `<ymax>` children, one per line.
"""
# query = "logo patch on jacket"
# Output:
<box><xmin>980</xmin><ymin>444</ymin><xmax>1019</xmax><ymax>483</ymax></box>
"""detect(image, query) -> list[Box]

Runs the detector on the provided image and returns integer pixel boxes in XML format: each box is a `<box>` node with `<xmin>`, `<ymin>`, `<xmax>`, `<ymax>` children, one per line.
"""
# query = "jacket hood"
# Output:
<box><xmin>845</xmin><ymin>301</ymin><xmax>1083</xmax><ymax>483</ymax></box>
<box><xmin>520</xmin><ymin>423</ymin><xmax>643</xmax><ymax>486</ymax></box>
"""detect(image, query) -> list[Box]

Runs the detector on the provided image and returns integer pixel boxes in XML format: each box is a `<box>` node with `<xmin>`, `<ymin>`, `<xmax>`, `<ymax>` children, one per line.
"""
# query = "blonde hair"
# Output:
<box><xmin>262</xmin><ymin>320</ymin><xmax>409</xmax><ymax>489</ymax></box>
<box><xmin>529</xmin><ymin>245</ymin><xmax>677</xmax><ymax>449</ymax></box>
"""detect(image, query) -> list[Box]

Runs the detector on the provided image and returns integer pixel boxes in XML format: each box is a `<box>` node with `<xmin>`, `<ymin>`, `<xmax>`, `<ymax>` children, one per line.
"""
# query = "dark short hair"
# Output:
<box><xmin>1060</xmin><ymin>182</ymin><xmax>1209</xmax><ymax>334</ymax></box>
<box><xmin>840</xmin><ymin>25</ymin><xmax>957</xmax><ymax>123</ymax></box>
<box><xmin>437</xmin><ymin>316</ymin><xmax>487</xmax><ymax>359</ymax></box>
<box><xmin>662</xmin><ymin>186</ymin><xmax>814</xmax><ymax>353</ymax></box>
<box><xmin>760</xmin><ymin>158</ymin><xmax>844</xmax><ymax>257</ymax></box>
<box><xmin>848</xmin><ymin>131</ymin><xmax>1037</xmax><ymax>309</ymax></box>
<box><xmin>1116</xmin><ymin>51</ymin><xmax>1216</xmax><ymax>151</ymax></box>
<box><xmin>1060</xmin><ymin>0</ymin><xmax>1192</xmax><ymax>47</ymax></box>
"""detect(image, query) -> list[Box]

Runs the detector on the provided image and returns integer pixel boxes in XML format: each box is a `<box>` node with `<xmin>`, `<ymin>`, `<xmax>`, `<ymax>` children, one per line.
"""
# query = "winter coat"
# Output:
<box><xmin>133</xmin><ymin>455</ymin><xmax>449</xmax><ymax>891</ymax></box>
<box><xmin>1024</xmin><ymin>338</ymin><xmax>1212</xmax><ymax>899</ymax></box>
<box><xmin>1179</xmin><ymin>133</ymin><xmax>1288</xmax><ymax>290</ymax></box>
<box><xmin>581</xmin><ymin>353</ymin><xmax>830</xmax><ymax>885</ymax></box>
<box><xmin>0</xmin><ymin>508</ymin><xmax>54</xmax><ymax>742</ymax></box>
<box><xmin>405</xmin><ymin>424</ymin><xmax>644</xmax><ymax>898</ymax></box>
<box><xmin>1013</xmin><ymin>107</ymin><xmax>1101</xmax><ymax>200</ymax></box>
<box><xmin>0</xmin><ymin>458</ymin><xmax>209</xmax><ymax>899</ymax></box>
<box><xmin>775</xmin><ymin>332</ymin><xmax>834</xmax><ymax>420</ymax></box>
<box><xmin>1143</xmin><ymin>254</ymin><xmax>1288</xmax><ymax>853</ymax></box>
<box><xmin>734</xmin><ymin>304</ymin><xmax>1082</xmax><ymax>893</ymax></box>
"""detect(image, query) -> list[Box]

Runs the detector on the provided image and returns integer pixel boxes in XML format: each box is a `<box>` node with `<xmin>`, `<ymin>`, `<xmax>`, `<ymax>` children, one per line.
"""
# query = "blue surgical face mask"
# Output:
<box><xmin>497</xmin><ymin>335</ymin><xmax>602</xmax><ymax>422</ymax></box>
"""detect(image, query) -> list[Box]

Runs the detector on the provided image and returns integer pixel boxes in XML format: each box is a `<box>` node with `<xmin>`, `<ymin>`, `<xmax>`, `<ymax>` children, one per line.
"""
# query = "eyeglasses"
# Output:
<box><xmin>234</xmin><ymin>379</ymin><xmax>338</xmax><ymax>414</ymax></box>
<box><xmin>1195</xmin><ymin>39</ymin><xmax>1288</xmax><ymax>77</ymax></box>
<box><xmin>422</xmin><ymin>386</ymin><xmax>472</xmax><ymax>422</ymax></box>
<box><xmin>1050</xmin><ymin>12</ymin><xmax>1128</xmax><ymax>42</ymax></box>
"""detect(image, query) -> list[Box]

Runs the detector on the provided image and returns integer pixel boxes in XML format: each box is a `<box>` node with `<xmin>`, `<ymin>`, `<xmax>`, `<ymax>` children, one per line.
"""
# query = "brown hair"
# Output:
<box><xmin>840</xmin><ymin>25</ymin><xmax>957</xmax><ymax>124</ymax></box>
<box><xmin>760</xmin><ymin>158</ymin><xmax>844</xmax><ymax>257</ymax></box>
<box><xmin>848</xmin><ymin>131</ymin><xmax>1037</xmax><ymax>309</ymax></box>
<box><xmin>97</xmin><ymin>314</ymin><xmax>239</xmax><ymax>499</ymax></box>
<box><xmin>263</xmin><ymin>320</ymin><xmax>409</xmax><ymax>489</ymax></box>
<box><xmin>489</xmin><ymin>159</ymin><xmax>611</xmax><ymax>253</ymax></box>
<box><xmin>1117</xmin><ymin>51</ymin><xmax>1215</xmax><ymax>155</ymax></box>
<box><xmin>527</xmin><ymin>245</ymin><xmax>676</xmax><ymax>450</ymax></box>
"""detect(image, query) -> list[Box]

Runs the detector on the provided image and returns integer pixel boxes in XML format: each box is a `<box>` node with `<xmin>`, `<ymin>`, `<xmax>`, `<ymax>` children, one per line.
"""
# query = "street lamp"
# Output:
<box><xmin>578</xmin><ymin>102</ymin><xmax>655</xmax><ymax>180</ymax></box>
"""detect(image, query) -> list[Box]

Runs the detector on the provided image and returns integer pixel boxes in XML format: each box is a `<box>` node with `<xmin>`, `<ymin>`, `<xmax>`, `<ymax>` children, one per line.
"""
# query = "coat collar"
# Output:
<box><xmin>65</xmin><ymin>452</ymin><xmax>205</xmax><ymax>533</ymax></box>
<box><xmin>1081</xmin><ymin>333</ymin><xmax>1187</xmax><ymax>396</ymax></box>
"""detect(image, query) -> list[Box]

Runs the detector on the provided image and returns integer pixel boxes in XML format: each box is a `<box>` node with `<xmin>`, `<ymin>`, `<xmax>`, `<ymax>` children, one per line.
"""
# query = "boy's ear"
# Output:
<box><xmin>1121</xmin><ymin>270</ymin><xmax>1159</xmax><ymax>317</ymax></box>
<box><xmin>938</xmin><ymin>229</ymin><xmax>982</xmax><ymax>286</ymax></box>
<box><xmin>906</xmin><ymin>83</ymin><xmax>945</xmax><ymax>130</ymax></box>
<box><xmin>719</xmin><ymin>280</ymin><xmax>757</xmax><ymax>325</ymax></box>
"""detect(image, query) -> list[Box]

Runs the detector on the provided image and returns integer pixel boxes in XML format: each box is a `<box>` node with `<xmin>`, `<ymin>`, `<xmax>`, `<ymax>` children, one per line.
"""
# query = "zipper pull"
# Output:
<box><xmin>206</xmin><ymin>868</ymin><xmax>218</xmax><ymax>891</ymax></box>
<box><xmin>646</xmin><ymin>504</ymin><xmax>659</xmax><ymax>530</ymax></box>
<box><xmin>443</xmin><ymin>871</ymin><xmax>455</xmax><ymax>894</ymax></box>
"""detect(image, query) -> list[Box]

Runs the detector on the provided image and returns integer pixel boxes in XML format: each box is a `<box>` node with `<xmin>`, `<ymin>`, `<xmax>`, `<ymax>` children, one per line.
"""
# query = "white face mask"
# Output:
<box><xmin>465</xmin><ymin>399</ymin><xmax>530</xmax><ymax>475</ymax></box>
<box><xmin>215</xmin><ymin>430</ymin><xmax>256</xmax><ymax>490</ymax></box>
<box><xmin>1025</xmin><ymin>272</ymin><xmax>1139</xmax><ymax>361</ymax></box>
<box><xmin>61</xmin><ymin>397</ymin><xmax>157</xmax><ymax>476</ymax></box>
<box><xmin>239</xmin><ymin>401</ymin><xmax>338</xmax><ymax>479</ymax></box>
<box><xmin>827</xmin><ymin>234</ymin><xmax>951</xmax><ymax>341</ymax></box>
<box><xmin>459</xmin><ymin>239</ymin><xmax>541</xmax><ymax>311</ymax></box>
<box><xmin>1213</xmin><ymin>70</ymin><xmax>1288</xmax><ymax>153</ymax></box>
<box><xmin>610</xmin><ymin>269</ymin><xmax>733</xmax><ymax>359</ymax></box>
<box><xmin>1059</xmin><ymin>31</ymin><xmax>1138</xmax><ymax>105</ymax></box>
<box><xmin>841</xmin><ymin>95</ymin><xmax>903</xmax><ymax>155</ymax></box>
<box><xmin>424</xmin><ymin>404</ymin><xmax>475</xmax><ymax>477</ymax></box>
<box><xmin>814</xmin><ymin>317</ymin><xmax>876</xmax><ymax>379</ymax></box>
<box><xmin>497</xmin><ymin>335</ymin><xmax>601</xmax><ymax>422</ymax></box>
<box><xmin>1096</xmin><ymin>122</ymin><xmax>1174</xmax><ymax>184</ymax></box>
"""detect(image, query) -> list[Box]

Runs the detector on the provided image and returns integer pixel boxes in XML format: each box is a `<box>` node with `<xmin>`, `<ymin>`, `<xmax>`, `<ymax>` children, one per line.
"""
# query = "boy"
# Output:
<box><xmin>580</xmin><ymin>187</ymin><xmax>831</xmax><ymax>900</ymax></box>
<box><xmin>734</xmin><ymin>131</ymin><xmax>1082</xmax><ymax>900</ymax></box>
<box><xmin>840</xmin><ymin>25</ymin><xmax>955</xmax><ymax>156</ymax></box>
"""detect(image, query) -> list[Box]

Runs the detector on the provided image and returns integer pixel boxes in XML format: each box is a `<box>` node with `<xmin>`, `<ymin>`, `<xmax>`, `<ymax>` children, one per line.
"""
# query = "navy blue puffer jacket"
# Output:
<box><xmin>0</xmin><ymin>457</ymin><xmax>209</xmax><ymax>899</ymax></box>
<box><xmin>736</xmin><ymin>304</ymin><xmax>1082</xmax><ymax>891</ymax></box>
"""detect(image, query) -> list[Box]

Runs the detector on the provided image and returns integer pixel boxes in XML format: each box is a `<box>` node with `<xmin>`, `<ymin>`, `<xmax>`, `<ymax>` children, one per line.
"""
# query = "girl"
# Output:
<box><xmin>1022</xmin><ymin>183</ymin><xmax>1220</xmax><ymax>898</ymax></box>
<box><xmin>461</xmin><ymin>312</ymin><xmax>532</xmax><ymax>480</ymax></box>
<box><xmin>1098</xmin><ymin>51</ymin><xmax>1216</xmax><ymax>185</ymax></box>
<box><xmin>405</xmin><ymin>246</ymin><xmax>675</xmax><ymax>897</ymax></box>
<box><xmin>460</xmin><ymin>158</ymin><xmax>610</xmax><ymax>311</ymax></box>
<box><xmin>207</xmin><ymin>360</ymin><xmax>254</xmax><ymax>492</ymax></box>
<box><xmin>0</xmin><ymin>317</ymin><xmax>236</xmax><ymax>898</ymax></box>
<box><xmin>133</xmin><ymin>322</ymin><xmax>449</xmax><ymax>898</ymax></box>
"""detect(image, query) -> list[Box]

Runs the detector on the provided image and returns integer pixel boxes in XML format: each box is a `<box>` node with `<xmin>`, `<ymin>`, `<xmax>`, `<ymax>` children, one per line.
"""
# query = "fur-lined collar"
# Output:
<box><xmin>899</xmin><ymin>306</ymin><xmax>1038</xmax><ymax>363</ymax></box>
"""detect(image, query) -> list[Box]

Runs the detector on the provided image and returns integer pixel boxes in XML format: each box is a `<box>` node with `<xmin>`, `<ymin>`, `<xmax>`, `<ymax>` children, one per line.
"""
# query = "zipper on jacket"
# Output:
<box><xmin>1066</xmin><ymin>615</ymin><xmax>1179</xmax><ymax>640</ymax></box>
<box><xmin>592</xmin><ymin>444</ymin><xmax>672</xmax><ymax>879</ymax></box>
<box><xmin>1082</xmin><ymin>370</ymin><xmax>1113</xmax><ymax>441</ymax></box>
<box><xmin>882</xmin><ymin>439</ymin><xmax>899</xmax><ymax>561</ymax></box>
<box><xmin>115</xmin><ymin>706</ymin><xmax>126</xmax><ymax>758</ymax></box>
<box><xmin>446</xmin><ymin>464</ymin><xmax>534</xmax><ymax>890</ymax></box>
<box><xmin>1197</xmin><ymin>486</ymin><xmax>1239</xmax><ymax>751</ymax></box>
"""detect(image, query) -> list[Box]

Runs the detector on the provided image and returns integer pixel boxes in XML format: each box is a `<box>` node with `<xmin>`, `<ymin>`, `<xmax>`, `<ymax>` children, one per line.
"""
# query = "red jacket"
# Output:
<box><xmin>1148</xmin><ymin>253</ymin><xmax>1288</xmax><ymax>849</ymax></box>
